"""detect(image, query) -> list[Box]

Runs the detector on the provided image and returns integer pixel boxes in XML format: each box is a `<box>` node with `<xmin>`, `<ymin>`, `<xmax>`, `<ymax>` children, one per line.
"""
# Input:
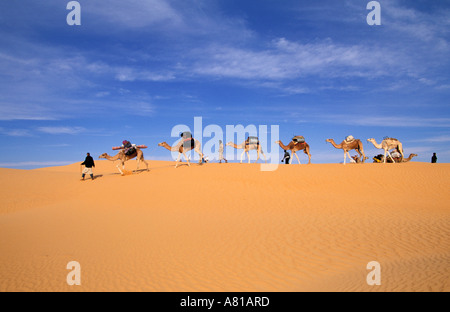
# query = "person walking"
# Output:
<box><xmin>431</xmin><ymin>153</ymin><xmax>437</xmax><ymax>163</ymax></box>
<box><xmin>81</xmin><ymin>152</ymin><xmax>95</xmax><ymax>181</ymax></box>
<box><xmin>281</xmin><ymin>150</ymin><xmax>290</xmax><ymax>164</ymax></box>
<box><xmin>218</xmin><ymin>140</ymin><xmax>228</xmax><ymax>163</ymax></box>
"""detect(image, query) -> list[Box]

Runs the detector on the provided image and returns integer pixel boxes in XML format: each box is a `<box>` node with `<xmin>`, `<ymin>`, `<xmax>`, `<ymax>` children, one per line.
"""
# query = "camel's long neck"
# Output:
<box><xmin>105</xmin><ymin>154</ymin><xmax>120</xmax><ymax>161</ymax></box>
<box><xmin>164</xmin><ymin>144</ymin><xmax>173</xmax><ymax>151</ymax></box>
<box><xmin>229</xmin><ymin>143</ymin><xmax>241</xmax><ymax>149</ymax></box>
<box><xmin>278</xmin><ymin>141</ymin><xmax>289</xmax><ymax>150</ymax></box>
<box><xmin>161</xmin><ymin>143</ymin><xmax>176</xmax><ymax>152</ymax></box>
<box><xmin>370</xmin><ymin>140</ymin><xmax>383</xmax><ymax>149</ymax></box>
<box><xmin>329</xmin><ymin>139</ymin><xmax>342</xmax><ymax>149</ymax></box>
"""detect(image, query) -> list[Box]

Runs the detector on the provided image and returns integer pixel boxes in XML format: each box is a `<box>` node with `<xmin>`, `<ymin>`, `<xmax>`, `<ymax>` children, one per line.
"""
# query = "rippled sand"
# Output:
<box><xmin>0</xmin><ymin>161</ymin><xmax>449</xmax><ymax>291</ymax></box>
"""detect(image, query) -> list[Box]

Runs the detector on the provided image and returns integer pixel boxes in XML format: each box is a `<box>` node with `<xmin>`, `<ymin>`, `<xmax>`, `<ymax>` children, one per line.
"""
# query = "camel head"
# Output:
<box><xmin>158</xmin><ymin>142</ymin><xmax>167</xmax><ymax>147</ymax></box>
<box><xmin>367</xmin><ymin>138</ymin><xmax>375</xmax><ymax>143</ymax></box>
<box><xmin>411</xmin><ymin>153</ymin><xmax>418</xmax><ymax>158</ymax></box>
<box><xmin>226</xmin><ymin>142</ymin><xmax>233</xmax><ymax>146</ymax></box>
<box><xmin>325</xmin><ymin>139</ymin><xmax>332</xmax><ymax>144</ymax></box>
<box><xmin>98</xmin><ymin>153</ymin><xmax>108</xmax><ymax>159</ymax></box>
<box><xmin>274</xmin><ymin>140</ymin><xmax>281</xmax><ymax>144</ymax></box>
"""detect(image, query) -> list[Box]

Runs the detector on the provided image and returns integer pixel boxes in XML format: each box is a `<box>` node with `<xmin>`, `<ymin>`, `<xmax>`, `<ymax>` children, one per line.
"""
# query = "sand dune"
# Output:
<box><xmin>0</xmin><ymin>160</ymin><xmax>449</xmax><ymax>292</ymax></box>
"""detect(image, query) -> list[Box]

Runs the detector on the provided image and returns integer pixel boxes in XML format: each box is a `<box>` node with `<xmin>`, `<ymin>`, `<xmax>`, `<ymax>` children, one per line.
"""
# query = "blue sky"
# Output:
<box><xmin>0</xmin><ymin>0</ymin><xmax>449</xmax><ymax>168</ymax></box>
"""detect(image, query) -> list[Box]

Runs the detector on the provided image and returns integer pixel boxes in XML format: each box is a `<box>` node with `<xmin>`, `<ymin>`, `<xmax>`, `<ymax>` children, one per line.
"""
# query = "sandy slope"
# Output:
<box><xmin>0</xmin><ymin>160</ymin><xmax>449</xmax><ymax>292</ymax></box>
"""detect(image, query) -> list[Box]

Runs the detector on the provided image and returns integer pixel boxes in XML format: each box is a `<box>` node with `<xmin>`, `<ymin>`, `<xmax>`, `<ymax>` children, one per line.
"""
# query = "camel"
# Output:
<box><xmin>275</xmin><ymin>140</ymin><xmax>311</xmax><ymax>164</ymax></box>
<box><xmin>367</xmin><ymin>138</ymin><xmax>404</xmax><ymax>163</ymax></box>
<box><xmin>99</xmin><ymin>148</ymin><xmax>149</xmax><ymax>175</ymax></box>
<box><xmin>351</xmin><ymin>155</ymin><xmax>370</xmax><ymax>163</ymax></box>
<box><xmin>226</xmin><ymin>139</ymin><xmax>267</xmax><ymax>164</ymax></box>
<box><xmin>374</xmin><ymin>153</ymin><xmax>417</xmax><ymax>163</ymax></box>
<box><xmin>158</xmin><ymin>138</ymin><xmax>204</xmax><ymax>168</ymax></box>
<box><xmin>326</xmin><ymin>137</ymin><xmax>367</xmax><ymax>164</ymax></box>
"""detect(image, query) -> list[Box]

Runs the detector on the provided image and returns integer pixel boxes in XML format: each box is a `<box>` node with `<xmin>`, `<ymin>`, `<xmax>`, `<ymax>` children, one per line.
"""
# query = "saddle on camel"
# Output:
<box><xmin>246</xmin><ymin>136</ymin><xmax>260</xmax><ymax>146</ymax></box>
<box><xmin>181</xmin><ymin>131</ymin><xmax>195</xmax><ymax>149</ymax></box>
<box><xmin>292</xmin><ymin>135</ymin><xmax>307</xmax><ymax>149</ymax></box>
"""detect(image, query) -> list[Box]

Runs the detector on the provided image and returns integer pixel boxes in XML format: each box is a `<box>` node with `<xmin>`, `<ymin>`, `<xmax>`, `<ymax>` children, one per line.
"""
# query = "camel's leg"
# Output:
<box><xmin>397</xmin><ymin>143</ymin><xmax>405</xmax><ymax>160</ymax></box>
<box><xmin>141</xmin><ymin>157</ymin><xmax>149</xmax><ymax>171</ymax></box>
<box><xmin>294</xmin><ymin>152</ymin><xmax>301</xmax><ymax>164</ymax></box>
<box><xmin>304</xmin><ymin>147</ymin><xmax>311</xmax><ymax>164</ymax></box>
<box><xmin>359</xmin><ymin>149</ymin><xmax>366</xmax><ymax>164</ymax></box>
<box><xmin>175</xmin><ymin>153</ymin><xmax>182</xmax><ymax>168</ymax></box>
<box><xmin>349</xmin><ymin>152</ymin><xmax>356</xmax><ymax>163</ymax></box>
<box><xmin>348</xmin><ymin>151</ymin><xmax>355</xmax><ymax>163</ymax></box>
<box><xmin>355</xmin><ymin>149</ymin><xmax>363</xmax><ymax>164</ymax></box>
<box><xmin>183</xmin><ymin>152</ymin><xmax>191</xmax><ymax>166</ymax></box>
<box><xmin>116</xmin><ymin>164</ymin><xmax>124</xmax><ymax>175</ymax></box>
<box><xmin>195</xmin><ymin>146</ymin><xmax>203</xmax><ymax>164</ymax></box>
<box><xmin>247</xmin><ymin>151</ymin><xmax>250</xmax><ymax>164</ymax></box>
<box><xmin>255</xmin><ymin>149</ymin><xmax>260</xmax><ymax>163</ymax></box>
<box><xmin>260</xmin><ymin>148</ymin><xmax>267</xmax><ymax>164</ymax></box>
<box><xmin>343</xmin><ymin>152</ymin><xmax>347</xmax><ymax>165</ymax></box>
<box><xmin>193</xmin><ymin>142</ymin><xmax>203</xmax><ymax>164</ymax></box>
<box><xmin>387</xmin><ymin>150</ymin><xmax>395</xmax><ymax>163</ymax></box>
<box><xmin>240</xmin><ymin>150</ymin><xmax>245</xmax><ymax>163</ymax></box>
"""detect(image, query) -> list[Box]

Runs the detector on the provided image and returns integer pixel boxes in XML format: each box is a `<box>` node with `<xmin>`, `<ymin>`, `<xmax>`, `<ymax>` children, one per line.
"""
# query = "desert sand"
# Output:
<box><xmin>0</xmin><ymin>160</ymin><xmax>449</xmax><ymax>292</ymax></box>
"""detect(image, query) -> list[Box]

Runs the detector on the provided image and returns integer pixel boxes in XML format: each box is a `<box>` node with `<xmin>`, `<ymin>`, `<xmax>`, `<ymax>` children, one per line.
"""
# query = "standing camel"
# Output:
<box><xmin>226</xmin><ymin>138</ymin><xmax>267</xmax><ymax>164</ymax></box>
<box><xmin>275</xmin><ymin>140</ymin><xmax>311</xmax><ymax>164</ymax></box>
<box><xmin>367</xmin><ymin>138</ymin><xmax>404</xmax><ymax>163</ymax></box>
<box><xmin>99</xmin><ymin>148</ymin><xmax>149</xmax><ymax>175</ymax></box>
<box><xmin>158</xmin><ymin>138</ymin><xmax>204</xmax><ymax>168</ymax></box>
<box><xmin>326</xmin><ymin>137</ymin><xmax>367</xmax><ymax>164</ymax></box>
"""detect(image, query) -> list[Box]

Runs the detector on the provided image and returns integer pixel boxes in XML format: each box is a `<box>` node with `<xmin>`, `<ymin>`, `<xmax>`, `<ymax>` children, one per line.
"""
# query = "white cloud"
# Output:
<box><xmin>0</xmin><ymin>103</ymin><xmax>59</xmax><ymax>121</ymax></box>
<box><xmin>85</xmin><ymin>0</ymin><xmax>183</xmax><ymax>29</ymax></box>
<box><xmin>409</xmin><ymin>135</ymin><xmax>450</xmax><ymax>143</ymax></box>
<box><xmin>37</xmin><ymin>127</ymin><xmax>86</xmax><ymax>135</ymax></box>
<box><xmin>314</xmin><ymin>115</ymin><xmax>450</xmax><ymax>128</ymax></box>
<box><xmin>114</xmin><ymin>67</ymin><xmax>175</xmax><ymax>82</ymax></box>
<box><xmin>191</xmin><ymin>38</ymin><xmax>400</xmax><ymax>82</ymax></box>
<box><xmin>0</xmin><ymin>129</ymin><xmax>33</xmax><ymax>137</ymax></box>
<box><xmin>0</xmin><ymin>161</ymin><xmax>75</xmax><ymax>168</ymax></box>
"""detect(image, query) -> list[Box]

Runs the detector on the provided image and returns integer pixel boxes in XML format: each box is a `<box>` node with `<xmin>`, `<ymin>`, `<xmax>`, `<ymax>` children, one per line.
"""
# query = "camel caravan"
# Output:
<box><xmin>95</xmin><ymin>133</ymin><xmax>417</xmax><ymax>175</ymax></box>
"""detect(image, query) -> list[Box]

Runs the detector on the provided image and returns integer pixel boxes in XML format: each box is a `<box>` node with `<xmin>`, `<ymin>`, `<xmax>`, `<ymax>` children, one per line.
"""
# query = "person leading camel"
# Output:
<box><xmin>281</xmin><ymin>150</ymin><xmax>290</xmax><ymax>164</ymax></box>
<box><xmin>81</xmin><ymin>152</ymin><xmax>95</xmax><ymax>181</ymax></box>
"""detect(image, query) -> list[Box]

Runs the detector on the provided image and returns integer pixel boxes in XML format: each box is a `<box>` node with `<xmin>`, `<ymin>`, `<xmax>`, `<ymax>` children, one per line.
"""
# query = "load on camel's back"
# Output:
<box><xmin>181</xmin><ymin>131</ymin><xmax>195</xmax><ymax>149</ymax></box>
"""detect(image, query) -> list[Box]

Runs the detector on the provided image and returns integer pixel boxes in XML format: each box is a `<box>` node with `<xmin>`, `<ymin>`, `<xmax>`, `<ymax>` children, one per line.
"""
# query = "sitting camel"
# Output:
<box><xmin>374</xmin><ymin>153</ymin><xmax>417</xmax><ymax>163</ymax></box>
<box><xmin>367</xmin><ymin>138</ymin><xmax>404</xmax><ymax>163</ymax></box>
<box><xmin>275</xmin><ymin>139</ymin><xmax>311</xmax><ymax>164</ymax></box>
<box><xmin>351</xmin><ymin>155</ymin><xmax>369</xmax><ymax>163</ymax></box>
<box><xmin>99</xmin><ymin>148</ymin><xmax>149</xmax><ymax>175</ymax></box>
<box><xmin>158</xmin><ymin>137</ymin><xmax>204</xmax><ymax>168</ymax></box>
<box><xmin>326</xmin><ymin>137</ymin><xmax>367</xmax><ymax>165</ymax></box>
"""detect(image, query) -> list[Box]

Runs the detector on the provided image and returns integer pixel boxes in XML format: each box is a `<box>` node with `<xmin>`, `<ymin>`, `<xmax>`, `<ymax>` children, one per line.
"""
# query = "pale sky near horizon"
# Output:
<box><xmin>0</xmin><ymin>0</ymin><xmax>449</xmax><ymax>168</ymax></box>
